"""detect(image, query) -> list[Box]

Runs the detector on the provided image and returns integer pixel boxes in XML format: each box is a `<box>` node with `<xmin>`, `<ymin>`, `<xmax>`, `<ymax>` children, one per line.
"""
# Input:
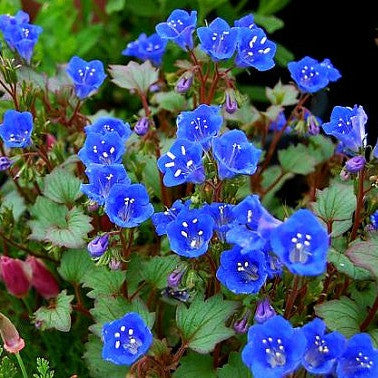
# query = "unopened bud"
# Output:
<box><xmin>254</xmin><ymin>298</ymin><xmax>276</xmax><ymax>324</ymax></box>
<box><xmin>175</xmin><ymin>72</ymin><xmax>193</xmax><ymax>93</ymax></box>
<box><xmin>134</xmin><ymin>117</ymin><xmax>149</xmax><ymax>136</ymax></box>
<box><xmin>224</xmin><ymin>89</ymin><xmax>238</xmax><ymax>114</ymax></box>
<box><xmin>0</xmin><ymin>312</ymin><xmax>25</xmax><ymax>354</ymax></box>
<box><xmin>0</xmin><ymin>156</ymin><xmax>12</xmax><ymax>171</ymax></box>
<box><xmin>87</xmin><ymin>234</ymin><xmax>109</xmax><ymax>258</ymax></box>
<box><xmin>344</xmin><ymin>155</ymin><xmax>366</xmax><ymax>174</ymax></box>
<box><xmin>233</xmin><ymin>311</ymin><xmax>250</xmax><ymax>334</ymax></box>
<box><xmin>167</xmin><ymin>268</ymin><xmax>185</xmax><ymax>288</ymax></box>
<box><xmin>0</xmin><ymin>256</ymin><xmax>31</xmax><ymax>298</ymax></box>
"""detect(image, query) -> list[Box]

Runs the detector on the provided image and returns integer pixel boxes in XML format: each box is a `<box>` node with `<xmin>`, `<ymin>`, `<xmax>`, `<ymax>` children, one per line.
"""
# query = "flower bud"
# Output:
<box><xmin>87</xmin><ymin>202</ymin><xmax>99</xmax><ymax>212</ymax></box>
<box><xmin>175</xmin><ymin>72</ymin><xmax>193</xmax><ymax>93</ymax></box>
<box><xmin>87</xmin><ymin>234</ymin><xmax>109</xmax><ymax>258</ymax></box>
<box><xmin>149</xmin><ymin>83</ymin><xmax>161</xmax><ymax>93</ymax></box>
<box><xmin>340</xmin><ymin>169</ymin><xmax>350</xmax><ymax>181</ymax></box>
<box><xmin>0</xmin><ymin>156</ymin><xmax>12</xmax><ymax>171</ymax></box>
<box><xmin>167</xmin><ymin>268</ymin><xmax>185</xmax><ymax>288</ymax></box>
<box><xmin>344</xmin><ymin>155</ymin><xmax>366</xmax><ymax>174</ymax></box>
<box><xmin>233</xmin><ymin>311</ymin><xmax>250</xmax><ymax>334</ymax></box>
<box><xmin>254</xmin><ymin>298</ymin><xmax>276</xmax><ymax>324</ymax></box>
<box><xmin>134</xmin><ymin>117</ymin><xmax>149</xmax><ymax>136</ymax></box>
<box><xmin>224</xmin><ymin>89</ymin><xmax>238</xmax><ymax>114</ymax></box>
<box><xmin>0</xmin><ymin>256</ymin><xmax>31</xmax><ymax>298</ymax></box>
<box><xmin>25</xmin><ymin>256</ymin><xmax>59</xmax><ymax>299</ymax></box>
<box><xmin>109</xmin><ymin>259</ymin><xmax>121</xmax><ymax>271</ymax></box>
<box><xmin>0</xmin><ymin>312</ymin><xmax>25</xmax><ymax>354</ymax></box>
<box><xmin>306</xmin><ymin>114</ymin><xmax>321</xmax><ymax>135</ymax></box>
<box><xmin>46</xmin><ymin>134</ymin><xmax>57</xmax><ymax>150</ymax></box>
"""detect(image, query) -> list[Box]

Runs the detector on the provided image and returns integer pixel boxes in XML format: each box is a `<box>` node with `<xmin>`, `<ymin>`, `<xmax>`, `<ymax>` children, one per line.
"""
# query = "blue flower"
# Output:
<box><xmin>344</xmin><ymin>155</ymin><xmax>366</xmax><ymax>174</ymax></box>
<box><xmin>81</xmin><ymin>164</ymin><xmax>130</xmax><ymax>205</ymax></box>
<box><xmin>0</xmin><ymin>110</ymin><xmax>33</xmax><ymax>148</ymax></box>
<box><xmin>197</xmin><ymin>18</ymin><xmax>239</xmax><ymax>61</ymax></box>
<box><xmin>322</xmin><ymin>105</ymin><xmax>367</xmax><ymax>152</ymax></box>
<box><xmin>104</xmin><ymin>183</ymin><xmax>153</xmax><ymax>228</ymax></box>
<box><xmin>166</xmin><ymin>207</ymin><xmax>214</xmax><ymax>258</ymax></box>
<box><xmin>320</xmin><ymin>58</ymin><xmax>341</xmax><ymax>82</ymax></box>
<box><xmin>242</xmin><ymin>315</ymin><xmax>307</xmax><ymax>378</ymax></box>
<box><xmin>102</xmin><ymin>312</ymin><xmax>153</xmax><ymax>365</ymax></box>
<box><xmin>226</xmin><ymin>225</ymin><xmax>266</xmax><ymax>252</ymax></box>
<box><xmin>122</xmin><ymin>33</ymin><xmax>167</xmax><ymax>65</ymax></box>
<box><xmin>336</xmin><ymin>333</ymin><xmax>378</xmax><ymax>378</ymax></box>
<box><xmin>212</xmin><ymin>130</ymin><xmax>261</xmax><ymax>180</ymax></box>
<box><xmin>155</xmin><ymin>9</ymin><xmax>197</xmax><ymax>50</ymax></box>
<box><xmin>78</xmin><ymin>132</ymin><xmax>125</xmax><ymax>166</ymax></box>
<box><xmin>66</xmin><ymin>56</ymin><xmax>106</xmax><ymax>99</ymax></box>
<box><xmin>370</xmin><ymin>210</ymin><xmax>378</xmax><ymax>230</ymax></box>
<box><xmin>288</xmin><ymin>56</ymin><xmax>329</xmax><ymax>93</ymax></box>
<box><xmin>302</xmin><ymin>318</ymin><xmax>346</xmax><ymax>375</ymax></box>
<box><xmin>235</xmin><ymin>27</ymin><xmax>276</xmax><ymax>70</ymax></box>
<box><xmin>85</xmin><ymin>117</ymin><xmax>131</xmax><ymax>141</ymax></box>
<box><xmin>216</xmin><ymin>245</ymin><xmax>267</xmax><ymax>294</ymax></box>
<box><xmin>157</xmin><ymin>139</ymin><xmax>205</xmax><ymax>187</ymax></box>
<box><xmin>87</xmin><ymin>234</ymin><xmax>109</xmax><ymax>258</ymax></box>
<box><xmin>176</xmin><ymin>104</ymin><xmax>223</xmax><ymax>150</ymax></box>
<box><xmin>270</xmin><ymin>209</ymin><xmax>329</xmax><ymax>276</ymax></box>
<box><xmin>0</xmin><ymin>11</ymin><xmax>29</xmax><ymax>32</ymax></box>
<box><xmin>203</xmin><ymin>202</ymin><xmax>235</xmax><ymax>241</ymax></box>
<box><xmin>269</xmin><ymin>111</ymin><xmax>288</xmax><ymax>132</ymax></box>
<box><xmin>234</xmin><ymin>14</ymin><xmax>256</xmax><ymax>29</ymax></box>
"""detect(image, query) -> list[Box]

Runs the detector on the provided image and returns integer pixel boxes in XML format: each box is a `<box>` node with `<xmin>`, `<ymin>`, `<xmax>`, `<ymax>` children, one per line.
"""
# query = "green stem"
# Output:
<box><xmin>15</xmin><ymin>352</ymin><xmax>28</xmax><ymax>378</ymax></box>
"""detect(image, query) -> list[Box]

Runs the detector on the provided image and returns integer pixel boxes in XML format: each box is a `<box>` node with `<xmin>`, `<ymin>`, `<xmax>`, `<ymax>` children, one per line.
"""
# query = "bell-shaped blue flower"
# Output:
<box><xmin>176</xmin><ymin>104</ymin><xmax>223</xmax><ymax>150</ymax></box>
<box><xmin>234</xmin><ymin>14</ymin><xmax>256</xmax><ymax>29</ymax></box>
<box><xmin>370</xmin><ymin>210</ymin><xmax>378</xmax><ymax>230</ymax></box>
<box><xmin>66</xmin><ymin>56</ymin><xmax>106</xmax><ymax>99</ymax></box>
<box><xmin>216</xmin><ymin>245</ymin><xmax>267</xmax><ymax>294</ymax></box>
<box><xmin>336</xmin><ymin>333</ymin><xmax>378</xmax><ymax>378</ymax></box>
<box><xmin>85</xmin><ymin>117</ymin><xmax>131</xmax><ymax>141</ymax></box>
<box><xmin>104</xmin><ymin>183</ymin><xmax>153</xmax><ymax>228</ymax></box>
<box><xmin>155</xmin><ymin>9</ymin><xmax>197</xmax><ymax>50</ymax></box>
<box><xmin>320</xmin><ymin>58</ymin><xmax>341</xmax><ymax>82</ymax></box>
<box><xmin>212</xmin><ymin>130</ymin><xmax>262</xmax><ymax>179</ymax></box>
<box><xmin>242</xmin><ymin>315</ymin><xmax>307</xmax><ymax>378</ymax></box>
<box><xmin>0</xmin><ymin>110</ymin><xmax>33</xmax><ymax>148</ymax></box>
<box><xmin>322</xmin><ymin>105</ymin><xmax>367</xmax><ymax>152</ymax></box>
<box><xmin>197</xmin><ymin>18</ymin><xmax>239</xmax><ymax>61</ymax></box>
<box><xmin>301</xmin><ymin>318</ymin><xmax>346</xmax><ymax>375</ymax></box>
<box><xmin>157</xmin><ymin>139</ymin><xmax>205</xmax><ymax>187</ymax></box>
<box><xmin>102</xmin><ymin>312</ymin><xmax>153</xmax><ymax>366</ymax></box>
<box><xmin>0</xmin><ymin>11</ymin><xmax>29</xmax><ymax>32</ymax></box>
<box><xmin>122</xmin><ymin>33</ymin><xmax>167</xmax><ymax>65</ymax></box>
<box><xmin>270</xmin><ymin>209</ymin><xmax>329</xmax><ymax>276</ymax></box>
<box><xmin>81</xmin><ymin>164</ymin><xmax>130</xmax><ymax>205</ymax></box>
<box><xmin>288</xmin><ymin>56</ymin><xmax>329</xmax><ymax>93</ymax></box>
<box><xmin>78</xmin><ymin>132</ymin><xmax>125</xmax><ymax>166</ymax></box>
<box><xmin>235</xmin><ymin>27</ymin><xmax>276</xmax><ymax>70</ymax></box>
<box><xmin>166</xmin><ymin>207</ymin><xmax>214</xmax><ymax>258</ymax></box>
<box><xmin>203</xmin><ymin>202</ymin><xmax>235</xmax><ymax>242</ymax></box>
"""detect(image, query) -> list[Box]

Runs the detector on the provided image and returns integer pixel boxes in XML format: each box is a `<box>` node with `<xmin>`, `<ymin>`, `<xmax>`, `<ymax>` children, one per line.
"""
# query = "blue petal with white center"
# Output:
<box><xmin>234</xmin><ymin>14</ymin><xmax>256</xmax><ymax>29</ymax></box>
<box><xmin>197</xmin><ymin>18</ymin><xmax>239</xmax><ymax>61</ymax></box>
<box><xmin>212</xmin><ymin>130</ymin><xmax>262</xmax><ymax>180</ymax></box>
<box><xmin>0</xmin><ymin>110</ymin><xmax>33</xmax><ymax>148</ymax></box>
<box><xmin>176</xmin><ymin>104</ymin><xmax>223</xmax><ymax>150</ymax></box>
<box><xmin>216</xmin><ymin>245</ymin><xmax>267</xmax><ymax>294</ymax></box>
<box><xmin>242</xmin><ymin>315</ymin><xmax>307</xmax><ymax>378</ymax></box>
<box><xmin>102</xmin><ymin>312</ymin><xmax>153</xmax><ymax>366</ymax></box>
<box><xmin>203</xmin><ymin>202</ymin><xmax>235</xmax><ymax>242</ymax></box>
<box><xmin>157</xmin><ymin>139</ymin><xmax>205</xmax><ymax>187</ymax></box>
<box><xmin>270</xmin><ymin>209</ymin><xmax>329</xmax><ymax>276</ymax></box>
<box><xmin>302</xmin><ymin>318</ymin><xmax>346</xmax><ymax>375</ymax></box>
<box><xmin>81</xmin><ymin>164</ymin><xmax>130</xmax><ymax>205</ymax></box>
<box><xmin>155</xmin><ymin>9</ymin><xmax>197</xmax><ymax>50</ymax></box>
<box><xmin>85</xmin><ymin>117</ymin><xmax>132</xmax><ymax>141</ymax></box>
<box><xmin>235</xmin><ymin>27</ymin><xmax>276</xmax><ymax>70</ymax></box>
<box><xmin>336</xmin><ymin>333</ymin><xmax>378</xmax><ymax>378</ymax></box>
<box><xmin>66</xmin><ymin>56</ymin><xmax>106</xmax><ymax>99</ymax></box>
<box><xmin>166</xmin><ymin>207</ymin><xmax>214</xmax><ymax>258</ymax></box>
<box><xmin>320</xmin><ymin>58</ymin><xmax>341</xmax><ymax>82</ymax></box>
<box><xmin>78</xmin><ymin>132</ymin><xmax>125</xmax><ymax>167</ymax></box>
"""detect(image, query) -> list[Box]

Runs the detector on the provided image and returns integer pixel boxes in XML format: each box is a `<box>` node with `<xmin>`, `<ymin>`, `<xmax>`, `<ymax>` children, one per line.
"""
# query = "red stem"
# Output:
<box><xmin>360</xmin><ymin>296</ymin><xmax>378</xmax><ymax>331</ymax></box>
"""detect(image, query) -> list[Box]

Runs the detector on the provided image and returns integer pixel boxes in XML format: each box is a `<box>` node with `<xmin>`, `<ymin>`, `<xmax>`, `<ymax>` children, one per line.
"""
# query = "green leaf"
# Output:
<box><xmin>257</xmin><ymin>0</ymin><xmax>291</xmax><ymax>15</ymax></box>
<box><xmin>109</xmin><ymin>61</ymin><xmax>159</xmax><ymax>94</ymax></box>
<box><xmin>278</xmin><ymin>144</ymin><xmax>317</xmax><ymax>175</ymax></box>
<box><xmin>0</xmin><ymin>189</ymin><xmax>26</xmax><ymax>221</ymax></box>
<box><xmin>58</xmin><ymin>249</ymin><xmax>93</xmax><ymax>284</ymax></box>
<box><xmin>0</xmin><ymin>356</ymin><xmax>17</xmax><ymax>378</ymax></box>
<box><xmin>105</xmin><ymin>0</ymin><xmax>125</xmax><ymax>14</ymax></box>
<box><xmin>314</xmin><ymin>296</ymin><xmax>366</xmax><ymax>338</ymax></box>
<box><xmin>218</xmin><ymin>351</ymin><xmax>252</xmax><ymax>378</ymax></box>
<box><xmin>33</xmin><ymin>290</ymin><xmax>74</xmax><ymax>332</ymax></box>
<box><xmin>153</xmin><ymin>91</ymin><xmax>187</xmax><ymax>113</ymax></box>
<box><xmin>275</xmin><ymin>44</ymin><xmax>295</xmax><ymax>66</ymax></box>
<box><xmin>176</xmin><ymin>294</ymin><xmax>238</xmax><ymax>353</ymax></box>
<box><xmin>174</xmin><ymin>352</ymin><xmax>216</xmax><ymax>378</ymax></box>
<box><xmin>197</xmin><ymin>0</ymin><xmax>227</xmax><ymax>20</ymax></box>
<box><xmin>350</xmin><ymin>282</ymin><xmax>378</xmax><ymax>309</ymax></box>
<box><xmin>43</xmin><ymin>167</ymin><xmax>82</xmax><ymax>205</ymax></box>
<box><xmin>308</xmin><ymin>135</ymin><xmax>335</xmax><ymax>165</ymax></box>
<box><xmin>254</xmin><ymin>14</ymin><xmax>284</xmax><ymax>33</ymax></box>
<box><xmin>33</xmin><ymin>357</ymin><xmax>55</xmax><ymax>378</ymax></box>
<box><xmin>266</xmin><ymin>80</ymin><xmax>299</xmax><ymax>106</ymax></box>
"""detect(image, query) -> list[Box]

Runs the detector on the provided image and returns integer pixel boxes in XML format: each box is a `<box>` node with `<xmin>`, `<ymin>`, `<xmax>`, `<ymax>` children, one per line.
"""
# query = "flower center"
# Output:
<box><xmin>237</xmin><ymin>261</ymin><xmax>259</xmax><ymax>282</ymax></box>
<box><xmin>289</xmin><ymin>233</ymin><xmax>312</xmax><ymax>264</ymax></box>
<box><xmin>354</xmin><ymin>351</ymin><xmax>374</xmax><ymax>370</ymax></box>
<box><xmin>262</xmin><ymin>337</ymin><xmax>287</xmax><ymax>368</ymax></box>
<box><xmin>337</xmin><ymin>117</ymin><xmax>353</xmax><ymax>134</ymax></box>
<box><xmin>114</xmin><ymin>327</ymin><xmax>142</xmax><ymax>355</ymax></box>
<box><xmin>300</xmin><ymin>65</ymin><xmax>319</xmax><ymax>82</ymax></box>
<box><xmin>304</xmin><ymin>335</ymin><xmax>330</xmax><ymax>368</ymax></box>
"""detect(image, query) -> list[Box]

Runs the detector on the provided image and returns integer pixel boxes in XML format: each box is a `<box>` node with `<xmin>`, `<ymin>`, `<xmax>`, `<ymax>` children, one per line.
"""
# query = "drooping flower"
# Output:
<box><xmin>320</xmin><ymin>58</ymin><xmax>341</xmax><ymax>82</ymax></box>
<box><xmin>175</xmin><ymin>71</ymin><xmax>194</xmax><ymax>93</ymax></box>
<box><xmin>288</xmin><ymin>56</ymin><xmax>329</xmax><ymax>93</ymax></box>
<box><xmin>157</xmin><ymin>139</ymin><xmax>205</xmax><ymax>187</ymax></box>
<box><xmin>216</xmin><ymin>246</ymin><xmax>267</xmax><ymax>294</ymax></box>
<box><xmin>270</xmin><ymin>209</ymin><xmax>329</xmax><ymax>276</ymax></box>
<box><xmin>87</xmin><ymin>234</ymin><xmax>109</xmax><ymax>258</ymax></box>
<box><xmin>0</xmin><ymin>312</ymin><xmax>25</xmax><ymax>354</ymax></box>
<box><xmin>78</xmin><ymin>132</ymin><xmax>125</xmax><ymax>166</ymax></box>
<box><xmin>235</xmin><ymin>27</ymin><xmax>276</xmax><ymax>70</ymax></box>
<box><xmin>254</xmin><ymin>298</ymin><xmax>276</xmax><ymax>324</ymax></box>
<box><xmin>336</xmin><ymin>333</ymin><xmax>378</xmax><ymax>378</ymax></box>
<box><xmin>203</xmin><ymin>202</ymin><xmax>235</xmax><ymax>241</ymax></box>
<box><xmin>0</xmin><ymin>156</ymin><xmax>12</xmax><ymax>171</ymax></box>
<box><xmin>344</xmin><ymin>155</ymin><xmax>366</xmax><ymax>174</ymax></box>
<box><xmin>104</xmin><ymin>183</ymin><xmax>153</xmax><ymax>228</ymax></box>
<box><xmin>0</xmin><ymin>110</ymin><xmax>33</xmax><ymax>148</ymax></box>
<box><xmin>166</xmin><ymin>207</ymin><xmax>214</xmax><ymax>258</ymax></box>
<box><xmin>155</xmin><ymin>9</ymin><xmax>197</xmax><ymax>50</ymax></box>
<box><xmin>212</xmin><ymin>130</ymin><xmax>262</xmax><ymax>179</ymax></box>
<box><xmin>122</xmin><ymin>33</ymin><xmax>167</xmax><ymax>65</ymax></box>
<box><xmin>322</xmin><ymin>105</ymin><xmax>367</xmax><ymax>152</ymax></box>
<box><xmin>301</xmin><ymin>318</ymin><xmax>346</xmax><ymax>375</ymax></box>
<box><xmin>85</xmin><ymin>117</ymin><xmax>132</xmax><ymax>141</ymax></box>
<box><xmin>234</xmin><ymin>14</ymin><xmax>256</xmax><ymax>29</ymax></box>
<box><xmin>81</xmin><ymin>164</ymin><xmax>130</xmax><ymax>205</ymax></box>
<box><xmin>370</xmin><ymin>210</ymin><xmax>378</xmax><ymax>230</ymax></box>
<box><xmin>66</xmin><ymin>56</ymin><xmax>106</xmax><ymax>99</ymax></box>
<box><xmin>102</xmin><ymin>312</ymin><xmax>153</xmax><ymax>365</ymax></box>
<box><xmin>242</xmin><ymin>315</ymin><xmax>307</xmax><ymax>378</ymax></box>
<box><xmin>197</xmin><ymin>18</ymin><xmax>239</xmax><ymax>61</ymax></box>
<box><xmin>176</xmin><ymin>104</ymin><xmax>223</xmax><ymax>149</ymax></box>
<box><xmin>0</xmin><ymin>256</ymin><xmax>31</xmax><ymax>298</ymax></box>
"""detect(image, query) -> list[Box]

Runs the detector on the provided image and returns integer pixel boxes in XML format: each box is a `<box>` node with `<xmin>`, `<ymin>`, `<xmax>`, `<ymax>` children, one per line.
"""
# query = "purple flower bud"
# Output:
<box><xmin>175</xmin><ymin>72</ymin><xmax>193</xmax><ymax>93</ymax></box>
<box><xmin>109</xmin><ymin>259</ymin><xmax>121</xmax><ymax>270</ymax></box>
<box><xmin>0</xmin><ymin>156</ymin><xmax>12</xmax><ymax>171</ymax></box>
<box><xmin>306</xmin><ymin>114</ymin><xmax>321</xmax><ymax>135</ymax></box>
<box><xmin>87</xmin><ymin>234</ymin><xmax>109</xmax><ymax>258</ymax></box>
<box><xmin>224</xmin><ymin>90</ymin><xmax>238</xmax><ymax>114</ymax></box>
<box><xmin>134</xmin><ymin>117</ymin><xmax>150</xmax><ymax>136</ymax></box>
<box><xmin>233</xmin><ymin>312</ymin><xmax>250</xmax><ymax>334</ymax></box>
<box><xmin>149</xmin><ymin>83</ymin><xmax>161</xmax><ymax>93</ymax></box>
<box><xmin>340</xmin><ymin>169</ymin><xmax>350</xmax><ymax>181</ymax></box>
<box><xmin>167</xmin><ymin>268</ymin><xmax>185</xmax><ymax>288</ymax></box>
<box><xmin>87</xmin><ymin>202</ymin><xmax>99</xmax><ymax>212</ymax></box>
<box><xmin>344</xmin><ymin>155</ymin><xmax>366</xmax><ymax>173</ymax></box>
<box><xmin>254</xmin><ymin>298</ymin><xmax>276</xmax><ymax>324</ymax></box>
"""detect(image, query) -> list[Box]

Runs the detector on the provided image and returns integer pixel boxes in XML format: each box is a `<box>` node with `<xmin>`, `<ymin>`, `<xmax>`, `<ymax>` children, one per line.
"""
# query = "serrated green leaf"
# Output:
<box><xmin>143</xmin><ymin>255</ymin><xmax>181</xmax><ymax>289</ymax></box>
<box><xmin>217</xmin><ymin>351</ymin><xmax>252</xmax><ymax>378</ymax></box>
<box><xmin>266</xmin><ymin>80</ymin><xmax>299</xmax><ymax>106</ymax></box>
<box><xmin>58</xmin><ymin>249</ymin><xmax>93</xmax><ymax>284</ymax></box>
<box><xmin>154</xmin><ymin>91</ymin><xmax>187</xmax><ymax>113</ymax></box>
<box><xmin>350</xmin><ymin>282</ymin><xmax>377</xmax><ymax>309</ymax></box>
<box><xmin>176</xmin><ymin>294</ymin><xmax>237</xmax><ymax>353</ymax></box>
<box><xmin>278</xmin><ymin>144</ymin><xmax>317</xmax><ymax>175</ymax></box>
<box><xmin>0</xmin><ymin>188</ymin><xmax>26</xmax><ymax>221</ymax></box>
<box><xmin>174</xmin><ymin>352</ymin><xmax>216</xmax><ymax>378</ymax></box>
<box><xmin>0</xmin><ymin>356</ymin><xmax>17</xmax><ymax>378</ymax></box>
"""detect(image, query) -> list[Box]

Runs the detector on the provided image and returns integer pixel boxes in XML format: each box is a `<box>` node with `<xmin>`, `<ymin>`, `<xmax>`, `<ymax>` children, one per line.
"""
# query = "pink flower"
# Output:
<box><xmin>0</xmin><ymin>312</ymin><xmax>25</xmax><ymax>354</ymax></box>
<box><xmin>0</xmin><ymin>256</ymin><xmax>31</xmax><ymax>298</ymax></box>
